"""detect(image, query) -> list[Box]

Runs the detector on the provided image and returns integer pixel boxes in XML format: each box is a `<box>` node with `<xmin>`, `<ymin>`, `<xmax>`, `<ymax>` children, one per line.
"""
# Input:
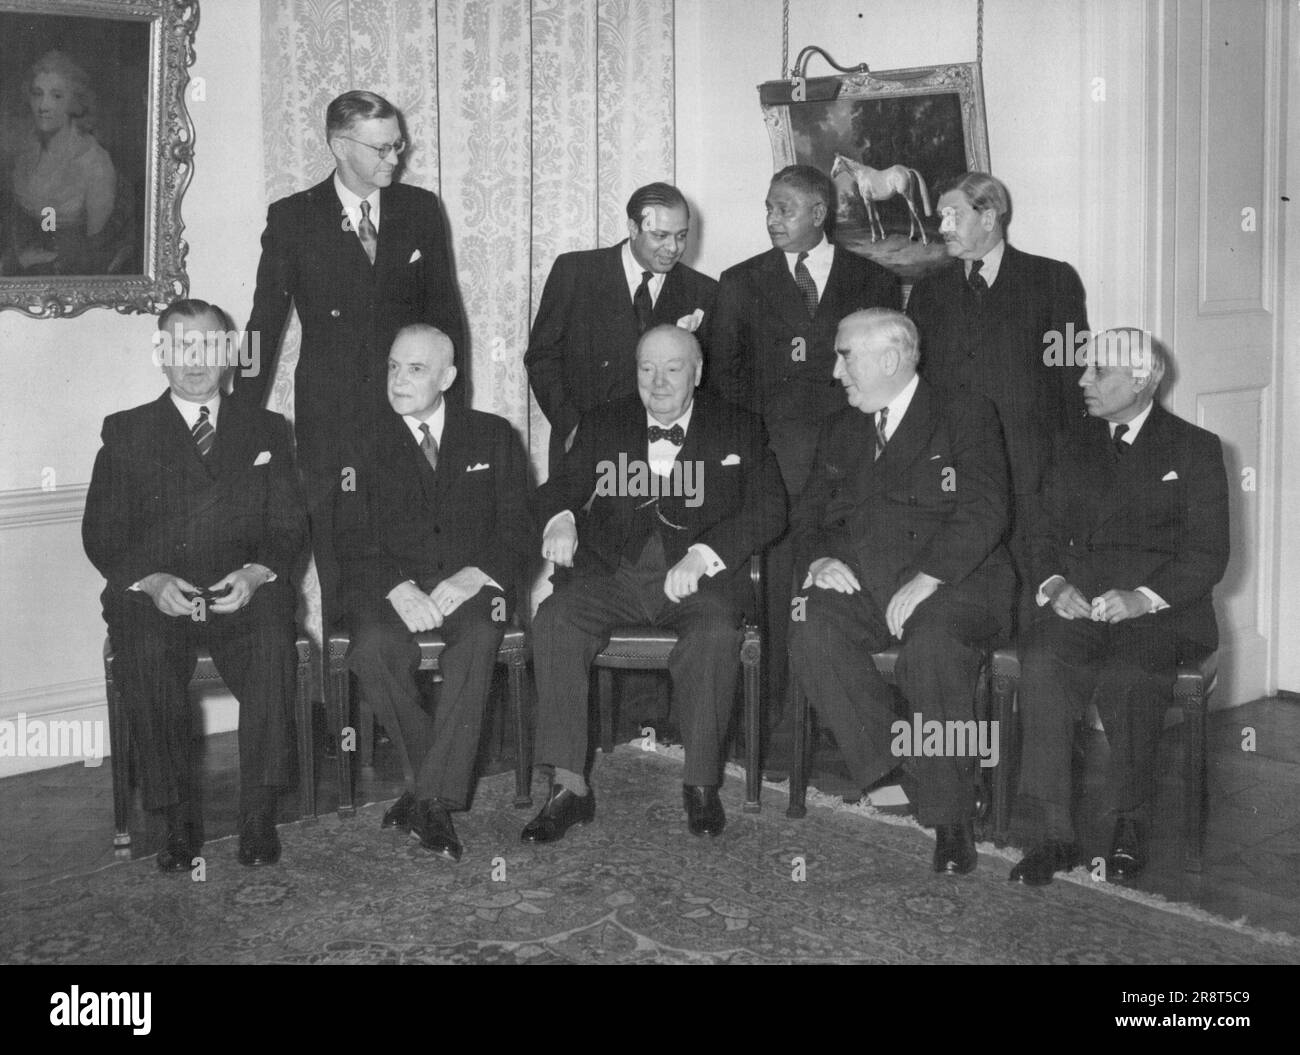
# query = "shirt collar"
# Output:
<box><xmin>403</xmin><ymin>400</ymin><xmax>446</xmax><ymax>447</ymax></box>
<box><xmin>171</xmin><ymin>391</ymin><xmax>221</xmax><ymax>430</ymax></box>
<box><xmin>784</xmin><ymin>234</ymin><xmax>833</xmax><ymax>269</ymax></box>
<box><xmin>878</xmin><ymin>373</ymin><xmax>919</xmax><ymax>440</ymax></box>
<box><xmin>1111</xmin><ymin>399</ymin><xmax>1154</xmax><ymax>443</ymax></box>
<box><xmin>646</xmin><ymin>400</ymin><xmax>694</xmax><ymax>436</ymax></box>
<box><xmin>967</xmin><ymin>238</ymin><xmax>1006</xmax><ymax>286</ymax></box>
<box><xmin>335</xmin><ymin>171</ymin><xmax>381</xmax><ymax>231</ymax></box>
<box><xmin>622</xmin><ymin>241</ymin><xmax>667</xmax><ymax>303</ymax></box>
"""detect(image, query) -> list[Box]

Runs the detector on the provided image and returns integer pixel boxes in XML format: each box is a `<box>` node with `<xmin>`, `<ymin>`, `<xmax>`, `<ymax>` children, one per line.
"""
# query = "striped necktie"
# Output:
<box><xmin>357</xmin><ymin>200</ymin><xmax>378</xmax><ymax>264</ymax></box>
<box><xmin>874</xmin><ymin>406</ymin><xmax>889</xmax><ymax>461</ymax></box>
<box><xmin>192</xmin><ymin>405</ymin><xmax>214</xmax><ymax>457</ymax></box>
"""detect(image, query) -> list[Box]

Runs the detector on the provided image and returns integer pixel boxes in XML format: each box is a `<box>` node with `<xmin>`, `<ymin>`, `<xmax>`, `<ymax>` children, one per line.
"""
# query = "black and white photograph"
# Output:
<box><xmin>0</xmin><ymin>0</ymin><xmax>1296</xmax><ymax>998</ymax></box>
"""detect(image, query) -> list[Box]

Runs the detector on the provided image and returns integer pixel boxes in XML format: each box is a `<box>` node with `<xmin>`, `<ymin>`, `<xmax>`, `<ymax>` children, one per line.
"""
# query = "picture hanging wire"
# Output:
<box><xmin>780</xmin><ymin>0</ymin><xmax>985</xmax><ymax>78</ymax></box>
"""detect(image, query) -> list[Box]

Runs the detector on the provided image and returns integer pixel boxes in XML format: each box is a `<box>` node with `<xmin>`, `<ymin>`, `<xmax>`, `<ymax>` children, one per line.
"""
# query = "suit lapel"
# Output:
<box><xmin>157</xmin><ymin>392</ymin><xmax>216</xmax><ymax>482</ymax></box>
<box><xmin>373</xmin><ymin>185</ymin><xmax>410</xmax><ymax>280</ymax></box>
<box><xmin>433</xmin><ymin>402</ymin><xmax>470</xmax><ymax>504</ymax></box>
<box><xmin>758</xmin><ymin>249</ymin><xmax>811</xmax><ymax>334</ymax></box>
<box><xmin>601</xmin><ymin>242</ymin><xmax>639</xmax><ymax>344</ymax></box>
<box><xmin>860</xmin><ymin>380</ymin><xmax>935</xmax><ymax>496</ymax></box>
<box><xmin>313</xmin><ymin>173</ymin><xmax>376</xmax><ymax>272</ymax></box>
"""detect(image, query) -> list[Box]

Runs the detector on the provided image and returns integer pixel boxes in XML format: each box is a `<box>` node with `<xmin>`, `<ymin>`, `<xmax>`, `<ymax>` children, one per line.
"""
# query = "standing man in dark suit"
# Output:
<box><xmin>1009</xmin><ymin>330</ymin><xmax>1229</xmax><ymax>885</ymax></box>
<box><xmin>709</xmin><ymin>164</ymin><xmax>901</xmax><ymax>757</ymax></box>
<box><xmin>906</xmin><ymin>172</ymin><xmax>1089</xmax><ymax>625</ymax></box>
<box><xmin>237</xmin><ymin>90</ymin><xmax>467</xmax><ymax>621</ymax></box>
<box><xmin>526</xmin><ymin>182</ymin><xmax>718</xmax><ymax>474</ymax></box>
<box><xmin>520</xmin><ymin>325</ymin><xmax>786</xmax><ymax>842</ymax></box>
<box><xmin>789</xmin><ymin>309</ymin><xmax>1014</xmax><ymax>875</ymax></box>
<box><xmin>335</xmin><ymin>325</ymin><xmax>531</xmax><ymax>862</ymax></box>
<box><xmin>83</xmin><ymin>299</ymin><xmax>307</xmax><ymax>871</ymax></box>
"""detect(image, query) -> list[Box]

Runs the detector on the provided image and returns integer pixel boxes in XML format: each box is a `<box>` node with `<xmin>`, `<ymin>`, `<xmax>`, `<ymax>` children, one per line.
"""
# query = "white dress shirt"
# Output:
<box><xmin>335</xmin><ymin>172</ymin><xmax>381</xmax><ymax>234</ymax></box>
<box><xmin>171</xmin><ymin>390</ymin><xmax>220</xmax><ymax>430</ymax></box>
<box><xmin>967</xmin><ymin>238</ymin><xmax>1005</xmax><ymax>286</ymax></box>
<box><xmin>402</xmin><ymin>400</ymin><xmax>446</xmax><ymax>448</ymax></box>
<box><xmin>783</xmin><ymin>235</ymin><xmax>834</xmax><ymax>298</ymax></box>
<box><xmin>622</xmin><ymin>241</ymin><xmax>666</xmax><ymax>306</ymax></box>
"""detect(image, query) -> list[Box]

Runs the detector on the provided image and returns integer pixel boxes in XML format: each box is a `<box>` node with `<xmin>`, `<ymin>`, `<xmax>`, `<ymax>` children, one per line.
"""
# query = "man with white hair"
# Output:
<box><xmin>789</xmin><ymin>308</ymin><xmax>1014</xmax><ymax>875</ymax></box>
<box><xmin>1009</xmin><ymin>328</ymin><xmax>1229</xmax><ymax>885</ymax></box>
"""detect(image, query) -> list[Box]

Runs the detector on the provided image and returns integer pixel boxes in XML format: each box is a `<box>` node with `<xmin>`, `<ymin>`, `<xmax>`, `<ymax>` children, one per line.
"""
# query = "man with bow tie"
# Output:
<box><xmin>788</xmin><ymin>309</ymin><xmax>1014</xmax><ymax>875</ymax></box>
<box><xmin>526</xmin><ymin>182</ymin><xmax>718</xmax><ymax>475</ymax></box>
<box><xmin>334</xmin><ymin>325</ymin><xmax>531</xmax><ymax>862</ymax></box>
<box><xmin>522</xmin><ymin>325</ymin><xmax>786</xmax><ymax>841</ymax></box>
<box><xmin>83</xmin><ymin>300</ymin><xmax>308</xmax><ymax>871</ymax></box>
<box><xmin>1009</xmin><ymin>329</ymin><xmax>1229</xmax><ymax>885</ymax></box>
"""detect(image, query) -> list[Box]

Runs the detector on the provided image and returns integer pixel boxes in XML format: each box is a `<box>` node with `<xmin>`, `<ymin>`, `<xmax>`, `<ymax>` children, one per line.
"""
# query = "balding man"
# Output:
<box><xmin>906</xmin><ymin>172</ymin><xmax>1089</xmax><ymax>627</ymax></box>
<box><xmin>527</xmin><ymin>182</ymin><xmax>718</xmax><ymax>474</ymax></box>
<box><xmin>522</xmin><ymin>325</ymin><xmax>785</xmax><ymax>841</ymax></box>
<box><xmin>1009</xmin><ymin>330</ymin><xmax>1229</xmax><ymax>885</ymax></box>
<box><xmin>788</xmin><ymin>309</ymin><xmax>1014</xmax><ymax>875</ymax></box>
<box><xmin>335</xmin><ymin>325</ymin><xmax>532</xmax><ymax>862</ymax></box>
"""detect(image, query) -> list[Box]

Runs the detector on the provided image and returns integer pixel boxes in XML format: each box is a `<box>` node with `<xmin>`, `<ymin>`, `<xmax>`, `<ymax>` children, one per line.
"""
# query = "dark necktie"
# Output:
<box><xmin>633</xmin><ymin>270</ymin><xmax>654</xmax><ymax>334</ymax></box>
<box><xmin>191</xmin><ymin>405</ymin><xmax>214</xmax><ymax>457</ymax></box>
<box><xmin>419</xmin><ymin>422</ymin><xmax>439</xmax><ymax>472</ymax></box>
<box><xmin>647</xmin><ymin>423</ymin><xmax>685</xmax><ymax>446</ymax></box>
<box><xmin>967</xmin><ymin>258</ymin><xmax>988</xmax><ymax>297</ymax></box>
<box><xmin>874</xmin><ymin>406</ymin><xmax>889</xmax><ymax>461</ymax></box>
<box><xmin>794</xmin><ymin>251</ymin><xmax>819</xmax><ymax>318</ymax></box>
<box><xmin>357</xmin><ymin>200</ymin><xmax>378</xmax><ymax>265</ymax></box>
<box><xmin>1112</xmin><ymin>422</ymin><xmax>1129</xmax><ymax>460</ymax></box>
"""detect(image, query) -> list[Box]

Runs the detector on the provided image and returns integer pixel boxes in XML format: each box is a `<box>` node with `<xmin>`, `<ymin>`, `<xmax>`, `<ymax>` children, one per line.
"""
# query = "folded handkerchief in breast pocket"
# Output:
<box><xmin>254</xmin><ymin>451</ymin><xmax>272</xmax><ymax>466</ymax></box>
<box><xmin>1161</xmin><ymin>470</ymin><xmax>1179</xmax><ymax>482</ymax></box>
<box><xmin>409</xmin><ymin>249</ymin><xmax>423</xmax><ymax>264</ymax></box>
<box><xmin>467</xmin><ymin>462</ymin><xmax>490</xmax><ymax>472</ymax></box>
<box><xmin>721</xmin><ymin>453</ymin><xmax>741</xmax><ymax>466</ymax></box>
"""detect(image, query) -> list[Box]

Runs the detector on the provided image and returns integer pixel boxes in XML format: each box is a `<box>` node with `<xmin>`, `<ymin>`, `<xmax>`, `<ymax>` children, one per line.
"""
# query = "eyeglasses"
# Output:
<box><xmin>336</xmin><ymin>135</ymin><xmax>406</xmax><ymax>160</ymax></box>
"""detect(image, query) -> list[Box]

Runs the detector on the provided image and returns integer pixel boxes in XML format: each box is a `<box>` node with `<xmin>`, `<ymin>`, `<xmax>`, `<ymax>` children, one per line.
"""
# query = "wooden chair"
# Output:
<box><xmin>326</xmin><ymin>622</ymin><xmax>532</xmax><ymax>817</ymax></box>
<box><xmin>102</xmin><ymin>635</ymin><xmax>315</xmax><ymax>849</ymax></box>
<box><xmin>590</xmin><ymin>555</ymin><xmax>764</xmax><ymax>812</ymax></box>
<box><xmin>786</xmin><ymin>646</ymin><xmax>1005</xmax><ymax>825</ymax></box>
<box><xmin>990</xmin><ymin>646</ymin><xmax>1217</xmax><ymax>873</ymax></box>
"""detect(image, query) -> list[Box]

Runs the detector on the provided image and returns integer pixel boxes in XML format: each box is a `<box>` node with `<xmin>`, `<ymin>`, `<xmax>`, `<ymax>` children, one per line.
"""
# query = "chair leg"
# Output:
<box><xmin>742</xmin><ymin>631</ymin><xmax>762</xmax><ymax>813</ymax></box>
<box><xmin>295</xmin><ymin>648</ymin><xmax>316</xmax><ymax>819</ymax></box>
<box><xmin>597</xmin><ymin>667</ymin><xmax>615</xmax><ymax>754</ymax></box>
<box><xmin>1183</xmin><ymin>687</ymin><xmax>1206</xmax><ymax>873</ymax></box>
<box><xmin>331</xmin><ymin>664</ymin><xmax>355</xmax><ymax>817</ymax></box>
<box><xmin>508</xmin><ymin>655</ymin><xmax>532</xmax><ymax>808</ymax></box>
<box><xmin>787</xmin><ymin>686</ymin><xmax>808</xmax><ymax>819</ymax></box>
<box><xmin>105</xmin><ymin>655</ymin><xmax>132</xmax><ymax>849</ymax></box>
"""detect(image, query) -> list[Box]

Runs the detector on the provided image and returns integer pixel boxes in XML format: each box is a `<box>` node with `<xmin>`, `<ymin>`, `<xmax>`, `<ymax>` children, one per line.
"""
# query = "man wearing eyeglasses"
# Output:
<box><xmin>237</xmin><ymin>89</ymin><xmax>467</xmax><ymax>626</ymax></box>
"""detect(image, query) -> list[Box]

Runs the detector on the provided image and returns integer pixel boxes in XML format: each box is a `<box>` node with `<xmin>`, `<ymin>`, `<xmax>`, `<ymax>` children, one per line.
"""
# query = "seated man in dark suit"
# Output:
<box><xmin>335</xmin><ymin>325</ymin><xmax>532</xmax><ymax>862</ymax></box>
<box><xmin>526</xmin><ymin>182</ymin><xmax>718</xmax><ymax>473</ymax></box>
<box><xmin>83</xmin><ymin>298</ymin><xmax>307</xmax><ymax>871</ymax></box>
<box><xmin>788</xmin><ymin>309</ymin><xmax>1015</xmax><ymax>875</ymax></box>
<box><xmin>1009</xmin><ymin>329</ymin><xmax>1229</xmax><ymax>885</ymax></box>
<box><xmin>522</xmin><ymin>325</ymin><xmax>786</xmax><ymax>841</ymax></box>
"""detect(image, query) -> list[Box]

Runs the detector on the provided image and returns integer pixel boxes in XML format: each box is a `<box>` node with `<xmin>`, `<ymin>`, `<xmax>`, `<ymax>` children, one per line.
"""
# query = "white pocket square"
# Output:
<box><xmin>409</xmin><ymin>249</ymin><xmax>423</xmax><ymax>263</ymax></box>
<box><xmin>677</xmin><ymin>308</ymin><xmax>705</xmax><ymax>333</ymax></box>
<box><xmin>253</xmin><ymin>451</ymin><xmax>272</xmax><ymax>466</ymax></box>
<box><xmin>467</xmin><ymin>462</ymin><xmax>490</xmax><ymax>472</ymax></box>
<box><xmin>1162</xmin><ymin>470</ymin><xmax>1179</xmax><ymax>481</ymax></box>
<box><xmin>930</xmin><ymin>453</ymin><xmax>942</xmax><ymax>461</ymax></box>
<box><xmin>721</xmin><ymin>453</ymin><xmax>741</xmax><ymax>466</ymax></box>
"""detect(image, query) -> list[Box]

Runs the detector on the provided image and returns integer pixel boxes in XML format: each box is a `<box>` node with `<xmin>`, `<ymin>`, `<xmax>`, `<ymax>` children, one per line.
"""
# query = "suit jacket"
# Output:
<box><xmin>334</xmin><ymin>402</ymin><xmax>533</xmax><ymax>613</ymax></box>
<box><xmin>237</xmin><ymin>176</ymin><xmax>468</xmax><ymax>471</ymax></box>
<box><xmin>525</xmin><ymin>242</ymin><xmax>718</xmax><ymax>456</ymax></box>
<box><xmin>82</xmin><ymin>392</ymin><xmax>307</xmax><ymax>598</ymax></box>
<box><xmin>709</xmin><ymin>244</ymin><xmax>901</xmax><ymax>496</ymax></box>
<box><xmin>1030</xmin><ymin>402</ymin><xmax>1230</xmax><ymax>651</ymax></box>
<box><xmin>907</xmin><ymin>244</ymin><xmax>1089</xmax><ymax>497</ymax></box>
<box><xmin>536</xmin><ymin>390</ymin><xmax>787</xmax><ymax>597</ymax></box>
<box><xmin>790</xmin><ymin>378</ymin><xmax>1015</xmax><ymax>621</ymax></box>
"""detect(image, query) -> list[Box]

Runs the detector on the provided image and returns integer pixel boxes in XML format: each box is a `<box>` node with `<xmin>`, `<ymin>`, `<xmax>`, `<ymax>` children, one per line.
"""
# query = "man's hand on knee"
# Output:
<box><xmin>542</xmin><ymin>517</ymin><xmax>578</xmax><ymax>567</ymax></box>
<box><xmin>430</xmin><ymin>567</ymin><xmax>488</xmax><ymax>618</ymax></box>
<box><xmin>886</xmin><ymin>571</ymin><xmax>941</xmax><ymax>638</ymax></box>
<box><xmin>387</xmin><ymin>580</ymin><xmax>443</xmax><ymax>633</ymax></box>
<box><xmin>804</xmin><ymin>557</ymin><xmax>861</xmax><ymax>595</ymax></box>
<box><xmin>664</xmin><ymin>550</ymin><xmax>707</xmax><ymax>603</ymax></box>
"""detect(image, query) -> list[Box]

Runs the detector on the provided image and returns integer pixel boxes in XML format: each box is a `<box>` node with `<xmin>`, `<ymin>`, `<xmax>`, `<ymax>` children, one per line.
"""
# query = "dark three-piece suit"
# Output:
<box><xmin>82</xmin><ymin>393</ymin><xmax>308</xmax><ymax>811</ymax></box>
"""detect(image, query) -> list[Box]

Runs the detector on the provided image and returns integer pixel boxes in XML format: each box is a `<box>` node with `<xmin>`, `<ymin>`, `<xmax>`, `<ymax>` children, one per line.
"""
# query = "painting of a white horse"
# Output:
<box><xmin>831</xmin><ymin>154</ymin><xmax>932</xmax><ymax>245</ymax></box>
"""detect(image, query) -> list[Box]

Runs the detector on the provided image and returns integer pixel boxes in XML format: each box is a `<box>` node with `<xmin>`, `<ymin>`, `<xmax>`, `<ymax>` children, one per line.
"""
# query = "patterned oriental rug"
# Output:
<box><xmin>1</xmin><ymin>747</ymin><xmax>1294</xmax><ymax>965</ymax></box>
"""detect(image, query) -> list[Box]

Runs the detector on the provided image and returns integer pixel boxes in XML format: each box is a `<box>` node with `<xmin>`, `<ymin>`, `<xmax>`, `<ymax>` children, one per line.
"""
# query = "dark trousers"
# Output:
<box><xmin>763</xmin><ymin>531</ymin><xmax>797</xmax><ymax>725</ymax></box>
<box><xmin>346</xmin><ymin>588</ymin><xmax>506</xmax><ymax>809</ymax></box>
<box><xmin>104</xmin><ymin>582</ymin><xmax>297</xmax><ymax>813</ymax></box>
<box><xmin>789</xmin><ymin>585</ymin><xmax>1001</xmax><ymax>826</ymax></box>
<box><xmin>1012</xmin><ymin>612</ymin><xmax>1177</xmax><ymax>843</ymax></box>
<box><xmin>533</xmin><ymin>537</ymin><xmax>743</xmax><ymax>787</ymax></box>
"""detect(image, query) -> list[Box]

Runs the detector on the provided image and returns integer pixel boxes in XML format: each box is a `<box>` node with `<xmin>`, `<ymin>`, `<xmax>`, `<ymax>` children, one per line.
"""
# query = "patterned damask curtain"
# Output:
<box><xmin>259</xmin><ymin>0</ymin><xmax>675</xmax><ymax>478</ymax></box>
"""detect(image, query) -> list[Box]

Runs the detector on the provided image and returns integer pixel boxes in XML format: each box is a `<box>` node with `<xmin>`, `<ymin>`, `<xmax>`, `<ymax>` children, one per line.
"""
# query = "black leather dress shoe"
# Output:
<box><xmin>382</xmin><ymin>791</ymin><xmax>417</xmax><ymax>831</ymax></box>
<box><xmin>933</xmin><ymin>820</ymin><xmax>977</xmax><ymax>874</ymax></box>
<box><xmin>1107</xmin><ymin>818</ymin><xmax>1147</xmax><ymax>879</ymax></box>
<box><xmin>411</xmin><ymin>800</ymin><xmax>462</xmax><ymax>862</ymax></box>
<box><xmin>683</xmin><ymin>785</ymin><xmax>726</xmax><ymax>837</ymax></box>
<box><xmin>1009</xmin><ymin>841</ymin><xmax>1075</xmax><ymax>886</ymax></box>
<box><xmin>156</xmin><ymin>828</ymin><xmax>197</xmax><ymax>873</ymax></box>
<box><xmin>237</xmin><ymin>813</ymin><xmax>281</xmax><ymax>866</ymax></box>
<box><xmin>520</xmin><ymin>786</ymin><xmax>595</xmax><ymax>844</ymax></box>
